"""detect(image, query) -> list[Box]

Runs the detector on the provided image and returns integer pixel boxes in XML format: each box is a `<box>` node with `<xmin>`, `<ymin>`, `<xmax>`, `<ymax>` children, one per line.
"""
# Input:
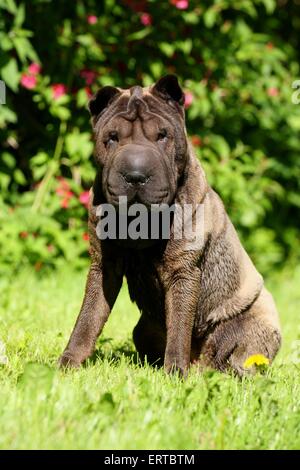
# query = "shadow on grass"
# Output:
<box><xmin>85</xmin><ymin>338</ymin><xmax>163</xmax><ymax>369</ymax></box>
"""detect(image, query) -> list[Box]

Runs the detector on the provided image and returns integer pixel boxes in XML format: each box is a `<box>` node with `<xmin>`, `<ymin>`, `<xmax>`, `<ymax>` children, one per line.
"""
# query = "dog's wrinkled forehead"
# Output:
<box><xmin>89</xmin><ymin>74</ymin><xmax>185</xmax><ymax>130</ymax></box>
<box><xmin>107</xmin><ymin>85</ymin><xmax>152</xmax><ymax>123</ymax></box>
<box><xmin>126</xmin><ymin>85</ymin><xmax>150</xmax><ymax>118</ymax></box>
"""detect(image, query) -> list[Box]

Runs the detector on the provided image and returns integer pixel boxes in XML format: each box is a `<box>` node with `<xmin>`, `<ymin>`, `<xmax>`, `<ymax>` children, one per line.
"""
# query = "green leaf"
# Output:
<box><xmin>1</xmin><ymin>0</ymin><xmax>18</xmax><ymax>14</ymax></box>
<box><xmin>31</xmin><ymin>151</ymin><xmax>49</xmax><ymax>166</ymax></box>
<box><xmin>150</xmin><ymin>62</ymin><xmax>163</xmax><ymax>79</ymax></box>
<box><xmin>0</xmin><ymin>105</ymin><xmax>17</xmax><ymax>126</ymax></box>
<box><xmin>76</xmin><ymin>34</ymin><xmax>94</xmax><ymax>47</ymax></box>
<box><xmin>177</xmin><ymin>39</ymin><xmax>193</xmax><ymax>55</ymax></box>
<box><xmin>12</xmin><ymin>36</ymin><xmax>38</xmax><ymax>63</ymax></box>
<box><xmin>76</xmin><ymin>88</ymin><xmax>89</xmax><ymax>108</ymax></box>
<box><xmin>127</xmin><ymin>28</ymin><xmax>151</xmax><ymax>41</ymax></box>
<box><xmin>0</xmin><ymin>58</ymin><xmax>19</xmax><ymax>92</ymax></box>
<box><xmin>14</xmin><ymin>3</ymin><xmax>25</xmax><ymax>27</ymax></box>
<box><xmin>0</xmin><ymin>173</ymin><xmax>10</xmax><ymax>191</ymax></box>
<box><xmin>2</xmin><ymin>152</ymin><xmax>15</xmax><ymax>168</ymax></box>
<box><xmin>203</xmin><ymin>8</ymin><xmax>218</xmax><ymax>28</ymax></box>
<box><xmin>287</xmin><ymin>191</ymin><xmax>300</xmax><ymax>208</ymax></box>
<box><xmin>287</xmin><ymin>115</ymin><xmax>300</xmax><ymax>131</ymax></box>
<box><xmin>210</xmin><ymin>136</ymin><xmax>231</xmax><ymax>160</ymax></box>
<box><xmin>50</xmin><ymin>106</ymin><xmax>71</xmax><ymax>121</ymax></box>
<box><xmin>0</xmin><ymin>33</ymin><xmax>13</xmax><ymax>51</ymax></box>
<box><xmin>65</xmin><ymin>130</ymin><xmax>93</xmax><ymax>161</ymax></box>
<box><xmin>159</xmin><ymin>43</ymin><xmax>175</xmax><ymax>58</ymax></box>
<box><xmin>182</xmin><ymin>12</ymin><xmax>200</xmax><ymax>24</ymax></box>
<box><xmin>261</xmin><ymin>0</ymin><xmax>276</xmax><ymax>14</ymax></box>
<box><xmin>14</xmin><ymin>168</ymin><xmax>26</xmax><ymax>185</ymax></box>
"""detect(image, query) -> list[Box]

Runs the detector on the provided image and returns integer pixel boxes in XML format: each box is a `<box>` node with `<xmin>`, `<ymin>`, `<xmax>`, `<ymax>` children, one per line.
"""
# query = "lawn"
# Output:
<box><xmin>0</xmin><ymin>264</ymin><xmax>299</xmax><ymax>450</ymax></box>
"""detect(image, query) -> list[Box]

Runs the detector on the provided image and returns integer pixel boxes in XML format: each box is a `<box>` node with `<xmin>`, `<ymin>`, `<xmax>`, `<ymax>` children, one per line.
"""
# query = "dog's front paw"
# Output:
<box><xmin>164</xmin><ymin>359</ymin><xmax>189</xmax><ymax>379</ymax></box>
<box><xmin>58</xmin><ymin>352</ymin><xmax>81</xmax><ymax>369</ymax></box>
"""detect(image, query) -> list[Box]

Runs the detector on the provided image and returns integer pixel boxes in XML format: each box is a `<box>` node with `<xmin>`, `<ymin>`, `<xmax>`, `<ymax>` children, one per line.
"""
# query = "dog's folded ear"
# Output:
<box><xmin>152</xmin><ymin>74</ymin><xmax>184</xmax><ymax>106</ymax></box>
<box><xmin>88</xmin><ymin>86</ymin><xmax>120</xmax><ymax>118</ymax></box>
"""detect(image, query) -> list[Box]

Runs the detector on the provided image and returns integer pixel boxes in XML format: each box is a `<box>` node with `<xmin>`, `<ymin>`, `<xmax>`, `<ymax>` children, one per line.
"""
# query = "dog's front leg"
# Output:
<box><xmin>59</xmin><ymin>261</ymin><xmax>122</xmax><ymax>368</ymax></box>
<box><xmin>164</xmin><ymin>274</ymin><xmax>199</xmax><ymax>377</ymax></box>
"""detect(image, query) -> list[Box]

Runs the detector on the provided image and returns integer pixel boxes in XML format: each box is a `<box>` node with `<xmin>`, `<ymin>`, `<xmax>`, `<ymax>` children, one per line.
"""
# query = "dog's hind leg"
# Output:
<box><xmin>198</xmin><ymin>287</ymin><xmax>281</xmax><ymax>376</ymax></box>
<box><xmin>133</xmin><ymin>314</ymin><xmax>166</xmax><ymax>366</ymax></box>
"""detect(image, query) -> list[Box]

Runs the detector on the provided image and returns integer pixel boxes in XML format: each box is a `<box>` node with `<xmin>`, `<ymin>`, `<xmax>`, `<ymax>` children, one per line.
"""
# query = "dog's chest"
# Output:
<box><xmin>124</xmin><ymin>251</ymin><xmax>165</xmax><ymax>321</ymax></box>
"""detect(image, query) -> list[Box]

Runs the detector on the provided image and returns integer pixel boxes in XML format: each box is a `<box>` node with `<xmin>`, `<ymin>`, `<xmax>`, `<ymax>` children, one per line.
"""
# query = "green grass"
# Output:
<box><xmin>0</xmin><ymin>264</ymin><xmax>299</xmax><ymax>450</ymax></box>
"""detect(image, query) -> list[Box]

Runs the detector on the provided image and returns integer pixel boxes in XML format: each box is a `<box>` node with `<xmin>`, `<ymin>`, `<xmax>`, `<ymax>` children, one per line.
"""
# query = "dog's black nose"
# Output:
<box><xmin>124</xmin><ymin>171</ymin><xmax>148</xmax><ymax>185</ymax></box>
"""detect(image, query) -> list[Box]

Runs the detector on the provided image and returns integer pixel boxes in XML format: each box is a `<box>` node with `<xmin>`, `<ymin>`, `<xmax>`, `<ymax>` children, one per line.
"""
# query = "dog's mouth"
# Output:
<box><xmin>106</xmin><ymin>185</ymin><xmax>170</xmax><ymax>209</ymax></box>
<box><xmin>95</xmin><ymin>194</ymin><xmax>174</xmax><ymax>249</ymax></box>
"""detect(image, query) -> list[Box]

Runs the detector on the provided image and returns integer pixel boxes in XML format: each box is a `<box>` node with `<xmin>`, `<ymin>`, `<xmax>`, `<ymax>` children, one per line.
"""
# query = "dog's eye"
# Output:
<box><xmin>105</xmin><ymin>131</ymin><xmax>119</xmax><ymax>146</ymax></box>
<box><xmin>157</xmin><ymin>129</ymin><xmax>168</xmax><ymax>141</ymax></box>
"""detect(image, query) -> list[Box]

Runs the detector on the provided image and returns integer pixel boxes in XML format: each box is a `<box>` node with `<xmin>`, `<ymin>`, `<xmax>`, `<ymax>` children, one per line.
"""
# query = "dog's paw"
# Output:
<box><xmin>164</xmin><ymin>361</ymin><xmax>189</xmax><ymax>379</ymax></box>
<box><xmin>58</xmin><ymin>352</ymin><xmax>81</xmax><ymax>369</ymax></box>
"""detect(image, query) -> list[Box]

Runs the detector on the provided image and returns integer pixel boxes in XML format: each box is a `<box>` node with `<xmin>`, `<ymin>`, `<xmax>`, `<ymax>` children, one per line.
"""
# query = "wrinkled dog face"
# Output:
<box><xmin>89</xmin><ymin>75</ymin><xmax>188</xmax><ymax>208</ymax></box>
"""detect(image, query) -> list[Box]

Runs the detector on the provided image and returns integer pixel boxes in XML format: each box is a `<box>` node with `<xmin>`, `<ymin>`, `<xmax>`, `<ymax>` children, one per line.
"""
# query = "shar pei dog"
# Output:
<box><xmin>59</xmin><ymin>75</ymin><xmax>281</xmax><ymax>376</ymax></box>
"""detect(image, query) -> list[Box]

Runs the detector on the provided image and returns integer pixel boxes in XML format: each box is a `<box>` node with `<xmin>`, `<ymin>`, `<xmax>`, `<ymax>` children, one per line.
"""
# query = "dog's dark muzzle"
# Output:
<box><xmin>117</xmin><ymin>144</ymin><xmax>156</xmax><ymax>187</ymax></box>
<box><xmin>105</xmin><ymin>143</ymin><xmax>173</xmax><ymax>207</ymax></box>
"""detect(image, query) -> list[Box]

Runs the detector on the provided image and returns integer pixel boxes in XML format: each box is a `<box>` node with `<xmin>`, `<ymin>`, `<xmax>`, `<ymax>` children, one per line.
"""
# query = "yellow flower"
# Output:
<box><xmin>243</xmin><ymin>354</ymin><xmax>270</xmax><ymax>369</ymax></box>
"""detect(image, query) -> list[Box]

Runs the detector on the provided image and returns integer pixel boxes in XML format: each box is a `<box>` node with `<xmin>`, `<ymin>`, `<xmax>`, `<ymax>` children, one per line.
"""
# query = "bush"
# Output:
<box><xmin>0</xmin><ymin>0</ymin><xmax>300</xmax><ymax>274</ymax></box>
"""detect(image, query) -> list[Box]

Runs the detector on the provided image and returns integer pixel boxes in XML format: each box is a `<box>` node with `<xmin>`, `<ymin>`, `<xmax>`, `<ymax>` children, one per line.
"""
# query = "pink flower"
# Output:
<box><xmin>87</xmin><ymin>15</ymin><xmax>97</xmax><ymax>24</ymax></box>
<box><xmin>170</xmin><ymin>0</ymin><xmax>189</xmax><ymax>10</ymax></box>
<box><xmin>51</xmin><ymin>83</ymin><xmax>67</xmax><ymax>100</ymax></box>
<box><xmin>79</xmin><ymin>191</ymin><xmax>90</xmax><ymax>208</ymax></box>
<box><xmin>20</xmin><ymin>74</ymin><xmax>37</xmax><ymax>90</ymax></box>
<box><xmin>80</xmin><ymin>69</ymin><xmax>97</xmax><ymax>86</ymax></box>
<box><xmin>184</xmin><ymin>91</ymin><xmax>194</xmax><ymax>108</ymax></box>
<box><xmin>28</xmin><ymin>63</ymin><xmax>41</xmax><ymax>75</ymax></box>
<box><xmin>268</xmin><ymin>87</ymin><xmax>279</xmax><ymax>97</ymax></box>
<box><xmin>140</xmin><ymin>13</ymin><xmax>152</xmax><ymax>26</ymax></box>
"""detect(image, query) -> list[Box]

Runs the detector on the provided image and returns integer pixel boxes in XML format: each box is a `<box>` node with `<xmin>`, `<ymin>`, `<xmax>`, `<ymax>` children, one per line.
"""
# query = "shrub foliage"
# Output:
<box><xmin>0</xmin><ymin>0</ymin><xmax>300</xmax><ymax>273</ymax></box>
